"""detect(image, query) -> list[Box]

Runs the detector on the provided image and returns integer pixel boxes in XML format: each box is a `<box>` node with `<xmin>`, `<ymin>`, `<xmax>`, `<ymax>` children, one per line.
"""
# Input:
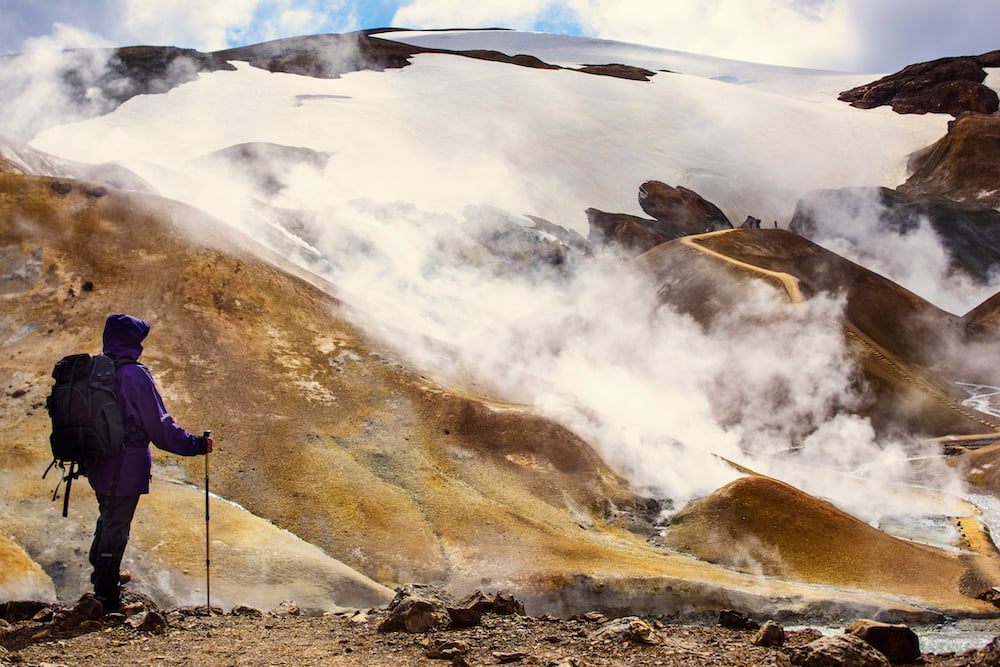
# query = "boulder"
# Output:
<box><xmin>845</xmin><ymin>619</ymin><xmax>920</xmax><ymax>664</ymax></box>
<box><xmin>270</xmin><ymin>600</ymin><xmax>301</xmax><ymax>617</ymax></box>
<box><xmin>788</xmin><ymin>634</ymin><xmax>891</xmax><ymax>667</ymax></box>
<box><xmin>637</xmin><ymin>181</ymin><xmax>732</xmax><ymax>235</ymax></box>
<box><xmin>752</xmin><ymin>620</ymin><xmax>785</xmax><ymax>647</ymax></box>
<box><xmin>378</xmin><ymin>584</ymin><xmax>454</xmax><ymax>633</ymax></box>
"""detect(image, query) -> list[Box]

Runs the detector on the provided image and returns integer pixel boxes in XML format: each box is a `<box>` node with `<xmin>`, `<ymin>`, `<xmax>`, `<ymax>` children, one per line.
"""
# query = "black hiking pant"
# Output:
<box><xmin>89</xmin><ymin>494</ymin><xmax>140</xmax><ymax>612</ymax></box>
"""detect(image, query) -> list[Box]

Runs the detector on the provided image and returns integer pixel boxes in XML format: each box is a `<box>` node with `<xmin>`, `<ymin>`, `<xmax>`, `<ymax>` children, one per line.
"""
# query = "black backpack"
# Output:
<box><xmin>44</xmin><ymin>353</ymin><xmax>133</xmax><ymax>516</ymax></box>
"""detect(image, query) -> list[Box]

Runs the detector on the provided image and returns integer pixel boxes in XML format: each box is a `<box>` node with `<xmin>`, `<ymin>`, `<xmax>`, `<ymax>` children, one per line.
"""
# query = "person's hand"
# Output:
<box><xmin>205</xmin><ymin>437</ymin><xmax>214</xmax><ymax>453</ymax></box>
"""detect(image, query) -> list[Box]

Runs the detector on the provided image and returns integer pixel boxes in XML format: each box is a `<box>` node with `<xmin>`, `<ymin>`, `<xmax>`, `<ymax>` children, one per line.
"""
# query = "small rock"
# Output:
<box><xmin>590</xmin><ymin>617</ymin><xmax>663</xmax><ymax>645</ymax></box>
<box><xmin>788</xmin><ymin>634</ymin><xmax>890</xmax><ymax>667</ymax></box>
<box><xmin>494</xmin><ymin>650</ymin><xmax>529</xmax><ymax>663</ymax></box>
<box><xmin>379</xmin><ymin>597</ymin><xmax>450</xmax><ymax>633</ymax></box>
<box><xmin>31</xmin><ymin>607</ymin><xmax>54</xmax><ymax>623</ymax></box>
<box><xmin>270</xmin><ymin>600</ymin><xmax>300</xmax><ymax>617</ymax></box>
<box><xmin>422</xmin><ymin>638</ymin><xmax>469</xmax><ymax>659</ymax></box>
<box><xmin>719</xmin><ymin>609</ymin><xmax>759</xmax><ymax>630</ymax></box>
<box><xmin>137</xmin><ymin>610</ymin><xmax>168</xmax><ymax>634</ymax></box>
<box><xmin>85</xmin><ymin>186</ymin><xmax>109</xmax><ymax>198</ymax></box>
<box><xmin>230</xmin><ymin>604</ymin><xmax>263</xmax><ymax>617</ymax></box>
<box><xmin>752</xmin><ymin>620</ymin><xmax>785</xmax><ymax>647</ymax></box>
<box><xmin>50</xmin><ymin>181</ymin><xmax>73</xmax><ymax>195</ymax></box>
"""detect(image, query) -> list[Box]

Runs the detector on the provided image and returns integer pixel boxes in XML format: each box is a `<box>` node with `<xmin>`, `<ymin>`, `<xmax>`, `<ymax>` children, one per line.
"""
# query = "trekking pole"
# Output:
<box><xmin>203</xmin><ymin>430</ymin><xmax>211</xmax><ymax>614</ymax></box>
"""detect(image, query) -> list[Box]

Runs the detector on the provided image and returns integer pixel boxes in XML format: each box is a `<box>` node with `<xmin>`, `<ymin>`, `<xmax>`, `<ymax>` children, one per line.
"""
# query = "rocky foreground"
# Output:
<box><xmin>3</xmin><ymin>587</ymin><xmax>1000</xmax><ymax>667</ymax></box>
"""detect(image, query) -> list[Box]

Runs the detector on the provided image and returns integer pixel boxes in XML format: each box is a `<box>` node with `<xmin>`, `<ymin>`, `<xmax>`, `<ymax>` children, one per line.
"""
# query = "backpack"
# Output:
<box><xmin>44</xmin><ymin>353</ymin><xmax>133</xmax><ymax>516</ymax></box>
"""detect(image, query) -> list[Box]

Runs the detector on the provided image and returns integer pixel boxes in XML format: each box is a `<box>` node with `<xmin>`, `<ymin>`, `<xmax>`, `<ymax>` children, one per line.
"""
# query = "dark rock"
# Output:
<box><xmin>845</xmin><ymin>619</ymin><xmax>920</xmax><ymax>664</ymax></box>
<box><xmin>493</xmin><ymin>650</ymin><xmax>530</xmax><ymax>662</ymax></box>
<box><xmin>55</xmin><ymin>593</ymin><xmax>104</xmax><ymax>630</ymax></box>
<box><xmin>85</xmin><ymin>185</ymin><xmax>109</xmax><ymax>197</ymax></box>
<box><xmin>752</xmin><ymin>620</ymin><xmax>785</xmax><ymax>647</ymax></box>
<box><xmin>458</xmin><ymin>589</ymin><xmax>526</xmax><ymax>616</ymax></box>
<box><xmin>446</xmin><ymin>606</ymin><xmax>483</xmax><ymax>627</ymax></box>
<box><xmin>719</xmin><ymin>609</ymin><xmax>759</xmax><ymax>630</ymax></box>
<box><xmin>379</xmin><ymin>596</ymin><xmax>450</xmax><ymax>633</ymax></box>
<box><xmin>49</xmin><ymin>181</ymin><xmax>73</xmax><ymax>195</ymax></box>
<box><xmin>137</xmin><ymin>610</ymin><xmax>168</xmax><ymax>634</ymax></box>
<box><xmin>577</xmin><ymin>63</ymin><xmax>657</xmax><ymax>81</ymax></box>
<box><xmin>788</xmin><ymin>633</ymin><xmax>891</xmax><ymax>666</ymax></box>
<box><xmin>638</xmin><ymin>181</ymin><xmax>732</xmax><ymax>234</ymax></box>
<box><xmin>838</xmin><ymin>53</ymin><xmax>999</xmax><ymax>116</ymax></box>
<box><xmin>214</xmin><ymin>32</ymin><xmax>421</xmax><ymax>78</ymax></box>
<box><xmin>740</xmin><ymin>216</ymin><xmax>762</xmax><ymax>229</ymax></box>
<box><xmin>586</xmin><ymin>208</ymin><xmax>683</xmax><ymax>256</ymax></box>
<box><xmin>900</xmin><ymin>114</ymin><xmax>1000</xmax><ymax>209</ymax></box>
<box><xmin>230</xmin><ymin>604</ymin><xmax>264</xmax><ymax>617</ymax></box>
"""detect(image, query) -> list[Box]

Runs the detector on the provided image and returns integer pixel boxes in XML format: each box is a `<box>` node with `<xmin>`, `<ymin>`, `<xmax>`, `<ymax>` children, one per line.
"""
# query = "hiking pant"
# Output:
<box><xmin>89</xmin><ymin>494</ymin><xmax>140</xmax><ymax>612</ymax></box>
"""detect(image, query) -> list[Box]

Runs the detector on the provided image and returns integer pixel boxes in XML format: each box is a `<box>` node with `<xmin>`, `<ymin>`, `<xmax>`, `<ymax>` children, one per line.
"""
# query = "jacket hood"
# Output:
<box><xmin>102</xmin><ymin>313</ymin><xmax>150</xmax><ymax>360</ymax></box>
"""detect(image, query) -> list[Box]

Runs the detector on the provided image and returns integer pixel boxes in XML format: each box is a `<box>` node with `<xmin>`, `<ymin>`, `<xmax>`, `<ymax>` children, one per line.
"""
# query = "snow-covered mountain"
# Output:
<box><xmin>3</xmin><ymin>29</ymin><xmax>1000</xmax><ymax>618</ymax></box>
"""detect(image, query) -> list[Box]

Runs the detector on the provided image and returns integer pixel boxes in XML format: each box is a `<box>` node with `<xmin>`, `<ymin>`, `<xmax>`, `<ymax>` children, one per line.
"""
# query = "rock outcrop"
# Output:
<box><xmin>900</xmin><ymin>114</ymin><xmax>1000</xmax><ymax>209</ymax></box>
<box><xmin>638</xmin><ymin>181</ymin><xmax>733</xmax><ymax>235</ymax></box>
<box><xmin>838</xmin><ymin>51</ymin><xmax>1000</xmax><ymax>115</ymax></box>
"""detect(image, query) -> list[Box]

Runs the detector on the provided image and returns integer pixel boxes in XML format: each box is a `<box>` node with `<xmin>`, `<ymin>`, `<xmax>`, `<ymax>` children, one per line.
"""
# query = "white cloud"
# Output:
<box><xmin>120</xmin><ymin>0</ymin><xmax>262</xmax><ymax>49</ymax></box>
<box><xmin>393</xmin><ymin>0</ymin><xmax>569</xmax><ymax>31</ymax></box>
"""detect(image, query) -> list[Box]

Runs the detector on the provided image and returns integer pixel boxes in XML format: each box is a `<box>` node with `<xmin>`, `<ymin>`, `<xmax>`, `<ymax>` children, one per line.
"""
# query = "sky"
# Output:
<box><xmin>0</xmin><ymin>0</ymin><xmax>997</xmax><ymax>73</ymax></box>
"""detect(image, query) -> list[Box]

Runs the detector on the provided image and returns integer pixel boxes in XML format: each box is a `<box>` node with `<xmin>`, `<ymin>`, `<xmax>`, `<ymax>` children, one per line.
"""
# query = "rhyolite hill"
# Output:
<box><xmin>2</xmin><ymin>29</ymin><xmax>1000</xmax><ymax>621</ymax></box>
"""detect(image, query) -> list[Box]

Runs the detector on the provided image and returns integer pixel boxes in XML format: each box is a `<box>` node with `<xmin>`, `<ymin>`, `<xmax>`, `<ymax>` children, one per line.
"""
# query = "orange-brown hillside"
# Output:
<box><xmin>4</xmin><ymin>172</ymin><xmax>1000</xmax><ymax>618</ymax></box>
<box><xmin>662</xmin><ymin>475</ymin><xmax>998</xmax><ymax>611</ymax></box>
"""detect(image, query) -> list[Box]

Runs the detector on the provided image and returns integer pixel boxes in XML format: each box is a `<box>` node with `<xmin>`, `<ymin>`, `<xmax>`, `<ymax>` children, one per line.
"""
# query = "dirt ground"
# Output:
<box><xmin>2</xmin><ymin>604</ymin><xmax>997</xmax><ymax>667</ymax></box>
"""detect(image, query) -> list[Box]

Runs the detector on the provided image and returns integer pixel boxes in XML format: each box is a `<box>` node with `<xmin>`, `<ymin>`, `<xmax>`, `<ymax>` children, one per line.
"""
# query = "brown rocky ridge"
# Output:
<box><xmin>838</xmin><ymin>50</ymin><xmax>1000</xmax><ymax>115</ymax></box>
<box><xmin>900</xmin><ymin>114</ymin><xmax>1000</xmax><ymax>210</ymax></box>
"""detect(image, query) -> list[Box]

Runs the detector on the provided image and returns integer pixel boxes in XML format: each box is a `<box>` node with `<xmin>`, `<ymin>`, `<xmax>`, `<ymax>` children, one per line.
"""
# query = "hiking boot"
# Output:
<box><xmin>119</xmin><ymin>571</ymin><xmax>131</xmax><ymax>585</ymax></box>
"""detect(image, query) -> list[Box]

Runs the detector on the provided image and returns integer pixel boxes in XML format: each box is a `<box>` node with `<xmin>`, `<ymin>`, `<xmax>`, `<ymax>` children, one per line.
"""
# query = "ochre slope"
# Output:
<box><xmin>662</xmin><ymin>475</ymin><xmax>993</xmax><ymax>611</ymax></box>
<box><xmin>5</xmin><ymin>173</ymin><xmax>999</xmax><ymax>617</ymax></box>
<box><xmin>0</xmin><ymin>172</ymin><xmax>715</xmax><ymax>612</ymax></box>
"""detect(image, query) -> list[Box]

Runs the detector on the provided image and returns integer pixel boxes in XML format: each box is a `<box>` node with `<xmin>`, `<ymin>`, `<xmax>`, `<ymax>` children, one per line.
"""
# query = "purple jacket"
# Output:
<box><xmin>86</xmin><ymin>314</ymin><xmax>208</xmax><ymax>496</ymax></box>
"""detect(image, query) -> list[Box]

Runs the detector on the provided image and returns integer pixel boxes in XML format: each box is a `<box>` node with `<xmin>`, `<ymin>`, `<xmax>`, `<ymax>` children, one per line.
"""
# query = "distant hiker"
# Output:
<box><xmin>87</xmin><ymin>313</ymin><xmax>212</xmax><ymax>613</ymax></box>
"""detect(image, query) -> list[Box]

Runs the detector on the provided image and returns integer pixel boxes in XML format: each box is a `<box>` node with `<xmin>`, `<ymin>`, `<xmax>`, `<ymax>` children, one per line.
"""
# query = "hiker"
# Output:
<box><xmin>87</xmin><ymin>313</ymin><xmax>212</xmax><ymax>613</ymax></box>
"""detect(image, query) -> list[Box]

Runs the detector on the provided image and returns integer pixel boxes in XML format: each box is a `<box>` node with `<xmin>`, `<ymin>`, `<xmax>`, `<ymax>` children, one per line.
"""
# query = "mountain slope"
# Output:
<box><xmin>4</xmin><ymin>30</ymin><xmax>1000</xmax><ymax>619</ymax></box>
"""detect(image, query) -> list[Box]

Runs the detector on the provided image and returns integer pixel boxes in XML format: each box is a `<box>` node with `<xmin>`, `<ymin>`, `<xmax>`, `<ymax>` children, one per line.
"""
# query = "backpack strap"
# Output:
<box><xmin>108</xmin><ymin>357</ymin><xmax>140</xmax><ymax>497</ymax></box>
